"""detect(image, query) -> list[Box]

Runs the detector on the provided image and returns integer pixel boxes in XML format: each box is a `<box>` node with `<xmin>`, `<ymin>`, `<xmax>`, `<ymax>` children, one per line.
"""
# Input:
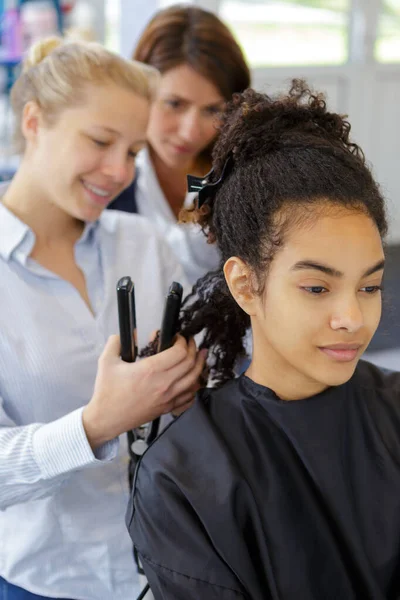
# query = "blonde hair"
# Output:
<box><xmin>11</xmin><ymin>37</ymin><xmax>159</xmax><ymax>153</ymax></box>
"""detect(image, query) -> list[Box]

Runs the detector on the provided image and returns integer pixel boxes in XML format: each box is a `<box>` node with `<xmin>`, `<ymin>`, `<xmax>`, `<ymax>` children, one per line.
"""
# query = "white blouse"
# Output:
<box><xmin>135</xmin><ymin>147</ymin><xmax>221</xmax><ymax>286</ymax></box>
<box><xmin>0</xmin><ymin>201</ymin><xmax>187</xmax><ymax>600</ymax></box>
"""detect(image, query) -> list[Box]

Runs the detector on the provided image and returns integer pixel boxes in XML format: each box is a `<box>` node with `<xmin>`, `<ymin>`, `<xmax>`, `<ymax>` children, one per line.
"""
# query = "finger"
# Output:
<box><xmin>186</xmin><ymin>337</ymin><xmax>197</xmax><ymax>362</ymax></box>
<box><xmin>199</xmin><ymin>348</ymin><xmax>208</xmax><ymax>362</ymax></box>
<box><xmin>165</xmin><ymin>337</ymin><xmax>197</xmax><ymax>377</ymax></box>
<box><xmin>167</xmin><ymin>351</ymin><xmax>207</xmax><ymax>400</ymax></box>
<box><xmin>171</xmin><ymin>398</ymin><xmax>195</xmax><ymax>417</ymax></box>
<box><xmin>172</xmin><ymin>346</ymin><xmax>207</xmax><ymax>390</ymax></box>
<box><xmin>161</xmin><ymin>337</ymin><xmax>205</xmax><ymax>382</ymax></box>
<box><xmin>184</xmin><ymin>362</ymin><xmax>206</xmax><ymax>395</ymax></box>
<box><xmin>188</xmin><ymin>380</ymin><xmax>202</xmax><ymax>394</ymax></box>
<box><xmin>172</xmin><ymin>392</ymin><xmax>196</xmax><ymax>410</ymax></box>
<box><xmin>100</xmin><ymin>335</ymin><xmax>121</xmax><ymax>361</ymax></box>
<box><xmin>164</xmin><ymin>346</ymin><xmax>199</xmax><ymax>384</ymax></box>
<box><xmin>144</xmin><ymin>334</ymin><xmax>188</xmax><ymax>370</ymax></box>
<box><xmin>193</xmin><ymin>347</ymin><xmax>208</xmax><ymax>375</ymax></box>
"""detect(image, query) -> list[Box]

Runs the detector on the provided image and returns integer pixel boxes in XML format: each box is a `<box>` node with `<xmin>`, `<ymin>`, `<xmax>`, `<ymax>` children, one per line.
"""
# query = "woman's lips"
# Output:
<box><xmin>171</xmin><ymin>144</ymin><xmax>192</xmax><ymax>154</ymax></box>
<box><xmin>82</xmin><ymin>180</ymin><xmax>114</xmax><ymax>207</ymax></box>
<box><xmin>319</xmin><ymin>345</ymin><xmax>361</xmax><ymax>362</ymax></box>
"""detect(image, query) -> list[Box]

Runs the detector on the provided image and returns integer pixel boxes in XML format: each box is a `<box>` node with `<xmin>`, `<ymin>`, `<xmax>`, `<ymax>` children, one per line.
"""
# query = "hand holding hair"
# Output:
<box><xmin>82</xmin><ymin>334</ymin><xmax>207</xmax><ymax>450</ymax></box>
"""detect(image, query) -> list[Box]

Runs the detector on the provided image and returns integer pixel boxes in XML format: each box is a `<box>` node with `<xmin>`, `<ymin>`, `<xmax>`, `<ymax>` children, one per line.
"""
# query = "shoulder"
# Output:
<box><xmin>134</xmin><ymin>379</ymin><xmax>244</xmax><ymax>484</ymax></box>
<box><xmin>353</xmin><ymin>359</ymin><xmax>400</xmax><ymax>396</ymax></box>
<box><xmin>353</xmin><ymin>359</ymin><xmax>400</xmax><ymax>463</ymax></box>
<box><xmin>128</xmin><ymin>381</ymin><xmax>248</xmax><ymax>594</ymax></box>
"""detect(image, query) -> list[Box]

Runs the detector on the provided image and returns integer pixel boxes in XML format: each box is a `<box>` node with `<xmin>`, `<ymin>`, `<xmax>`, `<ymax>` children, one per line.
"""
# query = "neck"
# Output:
<box><xmin>150</xmin><ymin>146</ymin><xmax>210</xmax><ymax>187</ymax></box>
<box><xmin>246</xmin><ymin>331</ymin><xmax>329</xmax><ymax>401</ymax></box>
<box><xmin>2</xmin><ymin>160</ymin><xmax>83</xmax><ymax>247</ymax></box>
<box><xmin>149</xmin><ymin>147</ymin><xmax>211</xmax><ymax>218</ymax></box>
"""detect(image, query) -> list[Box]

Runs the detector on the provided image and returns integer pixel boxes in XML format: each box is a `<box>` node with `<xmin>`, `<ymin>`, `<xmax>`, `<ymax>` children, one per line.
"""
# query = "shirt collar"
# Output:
<box><xmin>0</xmin><ymin>183</ymin><xmax>100</xmax><ymax>263</ymax></box>
<box><xmin>77</xmin><ymin>219</ymin><xmax>99</xmax><ymax>246</ymax></box>
<box><xmin>137</xmin><ymin>145</ymin><xmax>198</xmax><ymax>210</ymax></box>
<box><xmin>0</xmin><ymin>201</ymin><xmax>33</xmax><ymax>263</ymax></box>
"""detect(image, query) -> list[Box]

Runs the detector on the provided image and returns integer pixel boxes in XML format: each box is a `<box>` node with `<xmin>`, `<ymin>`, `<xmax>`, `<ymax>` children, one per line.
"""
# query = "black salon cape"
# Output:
<box><xmin>127</xmin><ymin>360</ymin><xmax>400</xmax><ymax>599</ymax></box>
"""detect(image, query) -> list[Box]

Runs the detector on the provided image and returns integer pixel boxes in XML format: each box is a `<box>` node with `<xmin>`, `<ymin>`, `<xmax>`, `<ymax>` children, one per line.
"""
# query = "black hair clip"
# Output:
<box><xmin>187</xmin><ymin>156</ymin><xmax>233</xmax><ymax>209</ymax></box>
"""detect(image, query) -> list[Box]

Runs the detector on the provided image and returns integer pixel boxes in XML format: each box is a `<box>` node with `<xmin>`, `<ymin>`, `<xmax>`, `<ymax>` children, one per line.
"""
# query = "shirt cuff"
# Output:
<box><xmin>32</xmin><ymin>407</ymin><xmax>119</xmax><ymax>479</ymax></box>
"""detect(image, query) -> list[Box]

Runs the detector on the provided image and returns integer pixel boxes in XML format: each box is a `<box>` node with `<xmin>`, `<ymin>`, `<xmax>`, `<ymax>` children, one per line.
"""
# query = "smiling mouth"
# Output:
<box><xmin>83</xmin><ymin>181</ymin><xmax>113</xmax><ymax>197</ymax></box>
<box><xmin>82</xmin><ymin>180</ymin><xmax>116</xmax><ymax>205</ymax></box>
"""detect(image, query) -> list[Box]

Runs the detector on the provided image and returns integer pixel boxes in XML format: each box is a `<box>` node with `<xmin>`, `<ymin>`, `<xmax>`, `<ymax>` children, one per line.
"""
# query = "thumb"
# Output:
<box><xmin>101</xmin><ymin>334</ymin><xmax>121</xmax><ymax>360</ymax></box>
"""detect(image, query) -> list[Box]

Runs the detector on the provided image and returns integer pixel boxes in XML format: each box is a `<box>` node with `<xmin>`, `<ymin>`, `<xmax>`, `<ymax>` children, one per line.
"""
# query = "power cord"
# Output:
<box><xmin>136</xmin><ymin>583</ymin><xmax>150</xmax><ymax>600</ymax></box>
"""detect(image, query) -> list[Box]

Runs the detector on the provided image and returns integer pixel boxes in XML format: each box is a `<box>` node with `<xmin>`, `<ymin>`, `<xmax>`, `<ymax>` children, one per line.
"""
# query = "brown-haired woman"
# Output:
<box><xmin>127</xmin><ymin>81</ymin><xmax>400</xmax><ymax>599</ymax></box>
<box><xmin>108</xmin><ymin>4</ymin><xmax>250</xmax><ymax>284</ymax></box>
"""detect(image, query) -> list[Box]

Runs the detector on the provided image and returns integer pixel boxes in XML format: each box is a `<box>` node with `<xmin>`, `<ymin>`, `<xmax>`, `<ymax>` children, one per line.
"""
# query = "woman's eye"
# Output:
<box><xmin>360</xmin><ymin>285</ymin><xmax>383</xmax><ymax>294</ymax></box>
<box><xmin>165</xmin><ymin>99</ymin><xmax>181</xmax><ymax>109</ymax></box>
<box><xmin>92</xmin><ymin>139</ymin><xmax>109</xmax><ymax>147</ymax></box>
<box><xmin>302</xmin><ymin>286</ymin><xmax>327</xmax><ymax>295</ymax></box>
<box><xmin>204</xmin><ymin>106</ymin><xmax>221</xmax><ymax>116</ymax></box>
<box><xmin>128</xmin><ymin>151</ymin><xmax>138</xmax><ymax>159</ymax></box>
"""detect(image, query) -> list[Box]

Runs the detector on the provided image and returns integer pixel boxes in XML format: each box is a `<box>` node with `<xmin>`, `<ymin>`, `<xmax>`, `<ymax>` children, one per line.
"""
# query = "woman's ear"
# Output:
<box><xmin>21</xmin><ymin>101</ymin><xmax>42</xmax><ymax>145</ymax></box>
<box><xmin>223</xmin><ymin>257</ymin><xmax>258</xmax><ymax>317</ymax></box>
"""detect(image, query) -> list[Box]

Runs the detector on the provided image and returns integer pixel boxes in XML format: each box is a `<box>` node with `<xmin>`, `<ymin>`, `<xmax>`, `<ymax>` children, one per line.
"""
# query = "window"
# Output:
<box><xmin>158</xmin><ymin>0</ymin><xmax>194</xmax><ymax>6</ymax></box>
<box><xmin>105</xmin><ymin>0</ymin><xmax>120</xmax><ymax>52</ymax></box>
<box><xmin>375</xmin><ymin>0</ymin><xmax>400</xmax><ymax>63</ymax></box>
<box><xmin>219</xmin><ymin>0</ymin><xmax>350</xmax><ymax>67</ymax></box>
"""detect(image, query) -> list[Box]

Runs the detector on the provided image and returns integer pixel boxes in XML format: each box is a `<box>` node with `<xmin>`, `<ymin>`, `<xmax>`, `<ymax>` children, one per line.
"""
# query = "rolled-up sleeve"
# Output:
<box><xmin>0</xmin><ymin>400</ymin><xmax>119</xmax><ymax>511</ymax></box>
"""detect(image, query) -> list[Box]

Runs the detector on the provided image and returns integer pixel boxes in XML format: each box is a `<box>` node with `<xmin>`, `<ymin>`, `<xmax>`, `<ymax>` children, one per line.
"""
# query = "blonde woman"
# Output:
<box><xmin>0</xmin><ymin>38</ymin><xmax>205</xmax><ymax>599</ymax></box>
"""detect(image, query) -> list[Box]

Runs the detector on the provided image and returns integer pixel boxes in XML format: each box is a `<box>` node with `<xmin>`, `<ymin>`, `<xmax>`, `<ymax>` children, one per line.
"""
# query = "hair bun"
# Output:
<box><xmin>212</xmin><ymin>79</ymin><xmax>360</xmax><ymax>177</ymax></box>
<box><xmin>23</xmin><ymin>36</ymin><xmax>63</xmax><ymax>72</ymax></box>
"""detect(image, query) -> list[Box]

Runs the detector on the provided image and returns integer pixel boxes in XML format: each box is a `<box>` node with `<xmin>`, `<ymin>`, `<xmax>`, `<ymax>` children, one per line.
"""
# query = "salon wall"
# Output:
<box><xmin>252</xmin><ymin>64</ymin><xmax>400</xmax><ymax>243</ymax></box>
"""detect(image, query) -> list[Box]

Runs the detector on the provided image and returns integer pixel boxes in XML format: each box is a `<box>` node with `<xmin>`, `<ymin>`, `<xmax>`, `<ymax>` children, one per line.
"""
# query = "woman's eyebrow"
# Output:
<box><xmin>89</xmin><ymin>126</ymin><xmax>147</xmax><ymax>142</ymax></box>
<box><xmin>290</xmin><ymin>259</ymin><xmax>385</xmax><ymax>278</ymax></box>
<box><xmin>87</xmin><ymin>127</ymin><xmax>147</xmax><ymax>147</ymax></box>
<box><xmin>89</xmin><ymin>126</ymin><xmax>119</xmax><ymax>134</ymax></box>
<box><xmin>363</xmin><ymin>259</ymin><xmax>385</xmax><ymax>277</ymax></box>
<box><xmin>164</xmin><ymin>94</ymin><xmax>224</xmax><ymax>109</ymax></box>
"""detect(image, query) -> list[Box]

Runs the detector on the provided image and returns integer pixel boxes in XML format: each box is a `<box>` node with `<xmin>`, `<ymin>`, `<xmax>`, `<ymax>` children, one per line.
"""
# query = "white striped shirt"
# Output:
<box><xmin>0</xmin><ymin>201</ymin><xmax>186</xmax><ymax>599</ymax></box>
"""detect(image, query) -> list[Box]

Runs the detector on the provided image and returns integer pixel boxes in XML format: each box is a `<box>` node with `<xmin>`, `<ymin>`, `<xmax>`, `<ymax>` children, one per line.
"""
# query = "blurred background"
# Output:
<box><xmin>0</xmin><ymin>0</ymin><xmax>399</xmax><ymax>366</ymax></box>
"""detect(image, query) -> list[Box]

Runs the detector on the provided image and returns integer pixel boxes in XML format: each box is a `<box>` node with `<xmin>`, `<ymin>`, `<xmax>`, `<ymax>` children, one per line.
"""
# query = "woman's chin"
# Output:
<box><xmin>318</xmin><ymin>360</ymin><xmax>360</xmax><ymax>388</ymax></box>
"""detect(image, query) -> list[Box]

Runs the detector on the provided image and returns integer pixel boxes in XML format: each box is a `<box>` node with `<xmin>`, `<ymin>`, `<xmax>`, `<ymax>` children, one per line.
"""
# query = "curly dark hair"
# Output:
<box><xmin>143</xmin><ymin>80</ymin><xmax>387</xmax><ymax>385</ymax></box>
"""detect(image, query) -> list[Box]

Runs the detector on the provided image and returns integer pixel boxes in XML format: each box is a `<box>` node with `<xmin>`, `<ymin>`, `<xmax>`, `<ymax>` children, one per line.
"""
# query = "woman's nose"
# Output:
<box><xmin>178</xmin><ymin>109</ymin><xmax>203</xmax><ymax>143</ymax></box>
<box><xmin>102</xmin><ymin>154</ymin><xmax>134</xmax><ymax>186</ymax></box>
<box><xmin>330</xmin><ymin>296</ymin><xmax>364</xmax><ymax>333</ymax></box>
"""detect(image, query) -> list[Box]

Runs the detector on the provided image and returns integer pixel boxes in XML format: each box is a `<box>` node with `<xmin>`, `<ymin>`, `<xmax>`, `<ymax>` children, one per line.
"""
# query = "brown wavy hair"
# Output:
<box><xmin>133</xmin><ymin>4</ymin><xmax>250</xmax><ymax>100</ymax></box>
<box><xmin>133</xmin><ymin>4</ymin><xmax>250</xmax><ymax>166</ymax></box>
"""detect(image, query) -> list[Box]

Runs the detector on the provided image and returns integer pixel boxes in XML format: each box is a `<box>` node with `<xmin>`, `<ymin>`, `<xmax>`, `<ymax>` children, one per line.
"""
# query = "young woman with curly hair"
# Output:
<box><xmin>127</xmin><ymin>80</ymin><xmax>399</xmax><ymax>600</ymax></box>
